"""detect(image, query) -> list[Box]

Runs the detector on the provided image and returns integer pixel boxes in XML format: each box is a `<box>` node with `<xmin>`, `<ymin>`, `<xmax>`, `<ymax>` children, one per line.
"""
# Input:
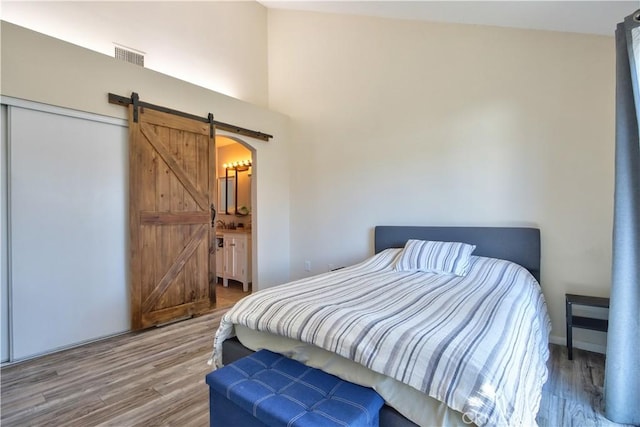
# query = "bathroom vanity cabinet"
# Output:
<box><xmin>217</xmin><ymin>231</ymin><xmax>252</xmax><ymax>292</ymax></box>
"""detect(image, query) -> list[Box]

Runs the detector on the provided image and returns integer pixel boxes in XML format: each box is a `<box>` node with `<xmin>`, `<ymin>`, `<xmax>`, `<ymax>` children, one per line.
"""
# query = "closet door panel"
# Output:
<box><xmin>10</xmin><ymin>106</ymin><xmax>128</xmax><ymax>360</ymax></box>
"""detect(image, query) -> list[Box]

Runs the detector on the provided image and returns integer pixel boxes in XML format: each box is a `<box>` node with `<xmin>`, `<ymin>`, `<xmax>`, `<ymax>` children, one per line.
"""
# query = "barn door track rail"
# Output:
<box><xmin>108</xmin><ymin>92</ymin><xmax>273</xmax><ymax>141</ymax></box>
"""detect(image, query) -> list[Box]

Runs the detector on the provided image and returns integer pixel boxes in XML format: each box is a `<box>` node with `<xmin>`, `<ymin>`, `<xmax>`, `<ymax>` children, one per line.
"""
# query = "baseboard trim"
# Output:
<box><xmin>549</xmin><ymin>335</ymin><xmax>606</xmax><ymax>355</ymax></box>
<box><xmin>1</xmin><ymin>329</ymin><xmax>130</xmax><ymax>367</ymax></box>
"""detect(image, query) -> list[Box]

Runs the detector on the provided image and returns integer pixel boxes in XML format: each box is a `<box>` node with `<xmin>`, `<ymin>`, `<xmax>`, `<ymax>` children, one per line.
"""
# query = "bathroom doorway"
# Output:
<box><xmin>214</xmin><ymin>135</ymin><xmax>255</xmax><ymax>307</ymax></box>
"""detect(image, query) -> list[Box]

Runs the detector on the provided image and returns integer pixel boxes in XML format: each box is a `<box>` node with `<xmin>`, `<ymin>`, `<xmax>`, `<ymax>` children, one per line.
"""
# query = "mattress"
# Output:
<box><xmin>234</xmin><ymin>325</ymin><xmax>469</xmax><ymax>426</ymax></box>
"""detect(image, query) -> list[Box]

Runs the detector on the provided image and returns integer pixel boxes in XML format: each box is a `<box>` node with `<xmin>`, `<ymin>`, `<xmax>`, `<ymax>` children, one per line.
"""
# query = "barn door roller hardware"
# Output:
<box><xmin>108</xmin><ymin>92</ymin><xmax>273</xmax><ymax>142</ymax></box>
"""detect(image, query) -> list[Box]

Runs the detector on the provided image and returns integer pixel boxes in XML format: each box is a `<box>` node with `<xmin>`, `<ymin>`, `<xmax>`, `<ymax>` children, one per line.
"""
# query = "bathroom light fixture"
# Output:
<box><xmin>223</xmin><ymin>160</ymin><xmax>252</xmax><ymax>170</ymax></box>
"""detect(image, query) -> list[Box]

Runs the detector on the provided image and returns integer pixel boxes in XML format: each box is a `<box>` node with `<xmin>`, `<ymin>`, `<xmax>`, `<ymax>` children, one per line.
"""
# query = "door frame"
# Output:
<box><xmin>215</xmin><ymin>133</ymin><xmax>256</xmax><ymax>291</ymax></box>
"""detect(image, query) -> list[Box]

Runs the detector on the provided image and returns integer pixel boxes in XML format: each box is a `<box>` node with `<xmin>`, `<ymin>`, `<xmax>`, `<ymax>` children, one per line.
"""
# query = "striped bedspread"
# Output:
<box><xmin>211</xmin><ymin>249</ymin><xmax>551</xmax><ymax>427</ymax></box>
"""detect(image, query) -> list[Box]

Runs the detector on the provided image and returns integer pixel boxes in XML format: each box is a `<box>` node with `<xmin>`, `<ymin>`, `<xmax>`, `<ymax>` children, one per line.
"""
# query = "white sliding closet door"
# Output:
<box><xmin>8</xmin><ymin>102</ymin><xmax>129</xmax><ymax>360</ymax></box>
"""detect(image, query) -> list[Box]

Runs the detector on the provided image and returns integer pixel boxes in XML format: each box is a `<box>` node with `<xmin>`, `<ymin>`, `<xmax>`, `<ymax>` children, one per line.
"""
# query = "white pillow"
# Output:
<box><xmin>393</xmin><ymin>239</ymin><xmax>476</xmax><ymax>276</ymax></box>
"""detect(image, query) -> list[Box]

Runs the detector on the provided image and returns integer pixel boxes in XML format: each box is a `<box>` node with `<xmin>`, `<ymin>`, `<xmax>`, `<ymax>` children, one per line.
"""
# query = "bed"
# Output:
<box><xmin>209</xmin><ymin>226</ymin><xmax>551</xmax><ymax>427</ymax></box>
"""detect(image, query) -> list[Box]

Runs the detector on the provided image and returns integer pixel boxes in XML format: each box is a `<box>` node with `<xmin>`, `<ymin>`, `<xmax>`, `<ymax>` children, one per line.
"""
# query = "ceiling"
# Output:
<box><xmin>258</xmin><ymin>1</ymin><xmax>639</xmax><ymax>36</ymax></box>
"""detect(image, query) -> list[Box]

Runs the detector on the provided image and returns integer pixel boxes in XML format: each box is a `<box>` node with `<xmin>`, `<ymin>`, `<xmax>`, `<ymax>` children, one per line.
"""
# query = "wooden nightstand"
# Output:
<box><xmin>565</xmin><ymin>293</ymin><xmax>609</xmax><ymax>360</ymax></box>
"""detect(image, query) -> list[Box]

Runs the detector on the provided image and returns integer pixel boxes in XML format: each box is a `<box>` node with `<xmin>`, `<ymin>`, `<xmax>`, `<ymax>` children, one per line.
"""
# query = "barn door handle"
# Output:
<box><xmin>211</xmin><ymin>204</ymin><xmax>217</xmax><ymax>227</ymax></box>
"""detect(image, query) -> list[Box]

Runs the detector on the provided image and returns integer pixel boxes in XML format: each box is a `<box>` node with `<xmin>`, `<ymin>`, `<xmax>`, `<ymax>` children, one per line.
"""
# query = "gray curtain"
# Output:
<box><xmin>604</xmin><ymin>11</ymin><xmax>640</xmax><ymax>425</ymax></box>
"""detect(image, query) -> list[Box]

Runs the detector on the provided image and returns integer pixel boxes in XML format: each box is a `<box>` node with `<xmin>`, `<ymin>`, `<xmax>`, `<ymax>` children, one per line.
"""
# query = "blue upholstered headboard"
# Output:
<box><xmin>374</xmin><ymin>226</ymin><xmax>541</xmax><ymax>283</ymax></box>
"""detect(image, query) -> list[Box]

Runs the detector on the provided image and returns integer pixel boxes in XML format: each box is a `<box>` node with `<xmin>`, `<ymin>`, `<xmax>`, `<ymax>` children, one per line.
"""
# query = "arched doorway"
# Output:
<box><xmin>214</xmin><ymin>135</ymin><xmax>255</xmax><ymax>307</ymax></box>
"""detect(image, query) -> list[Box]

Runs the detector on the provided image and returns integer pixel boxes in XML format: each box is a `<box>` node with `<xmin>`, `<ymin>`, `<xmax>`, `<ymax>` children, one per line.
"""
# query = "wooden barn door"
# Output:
<box><xmin>129</xmin><ymin>106</ymin><xmax>216</xmax><ymax>330</ymax></box>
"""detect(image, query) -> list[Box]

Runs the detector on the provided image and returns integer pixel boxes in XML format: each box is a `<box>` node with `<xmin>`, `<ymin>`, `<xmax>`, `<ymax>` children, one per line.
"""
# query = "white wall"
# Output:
<box><xmin>0</xmin><ymin>1</ymin><xmax>269</xmax><ymax>107</ymax></box>
<box><xmin>3</xmin><ymin>19</ymin><xmax>291</xmax><ymax>288</ymax></box>
<box><xmin>268</xmin><ymin>10</ymin><xmax>615</xmax><ymax>352</ymax></box>
<box><xmin>0</xmin><ymin>21</ymin><xmax>291</xmax><ymax>358</ymax></box>
<box><xmin>0</xmin><ymin>5</ymin><xmax>619</xmax><ymax>356</ymax></box>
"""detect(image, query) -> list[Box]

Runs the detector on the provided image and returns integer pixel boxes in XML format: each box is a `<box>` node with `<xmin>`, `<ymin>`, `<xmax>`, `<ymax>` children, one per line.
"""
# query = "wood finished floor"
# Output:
<box><xmin>536</xmin><ymin>345</ymin><xmax>633</xmax><ymax>427</ymax></box>
<box><xmin>1</xmin><ymin>294</ymin><xmax>632</xmax><ymax>426</ymax></box>
<box><xmin>214</xmin><ymin>280</ymin><xmax>250</xmax><ymax>308</ymax></box>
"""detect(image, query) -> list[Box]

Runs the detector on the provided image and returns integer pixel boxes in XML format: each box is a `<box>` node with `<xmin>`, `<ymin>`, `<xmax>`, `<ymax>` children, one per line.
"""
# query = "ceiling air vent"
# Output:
<box><xmin>114</xmin><ymin>44</ymin><xmax>144</xmax><ymax>67</ymax></box>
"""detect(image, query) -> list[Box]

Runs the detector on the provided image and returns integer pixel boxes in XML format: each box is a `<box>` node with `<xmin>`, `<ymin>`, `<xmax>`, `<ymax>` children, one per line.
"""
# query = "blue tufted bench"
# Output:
<box><xmin>205</xmin><ymin>349</ymin><xmax>384</xmax><ymax>427</ymax></box>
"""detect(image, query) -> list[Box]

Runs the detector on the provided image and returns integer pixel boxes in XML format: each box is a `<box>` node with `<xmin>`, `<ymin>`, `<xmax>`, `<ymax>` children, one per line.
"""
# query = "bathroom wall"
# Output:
<box><xmin>217</xmin><ymin>138</ymin><xmax>253</xmax><ymax>229</ymax></box>
<box><xmin>216</xmin><ymin>136</ymin><xmax>253</xmax><ymax>226</ymax></box>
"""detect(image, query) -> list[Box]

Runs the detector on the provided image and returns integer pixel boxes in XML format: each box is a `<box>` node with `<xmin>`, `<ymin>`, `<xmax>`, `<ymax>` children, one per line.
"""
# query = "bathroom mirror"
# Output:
<box><xmin>218</xmin><ymin>177</ymin><xmax>235</xmax><ymax>214</ymax></box>
<box><xmin>235</xmin><ymin>170</ymin><xmax>251</xmax><ymax>216</ymax></box>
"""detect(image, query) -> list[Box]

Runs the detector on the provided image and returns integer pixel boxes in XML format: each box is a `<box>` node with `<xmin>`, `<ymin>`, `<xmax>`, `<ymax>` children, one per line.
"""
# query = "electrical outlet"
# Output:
<box><xmin>304</xmin><ymin>260</ymin><xmax>311</xmax><ymax>271</ymax></box>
